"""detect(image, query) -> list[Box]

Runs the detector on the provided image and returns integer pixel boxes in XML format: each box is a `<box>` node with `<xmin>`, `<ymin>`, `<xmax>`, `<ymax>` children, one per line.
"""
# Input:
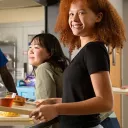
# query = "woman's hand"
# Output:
<box><xmin>35</xmin><ymin>99</ymin><xmax>49</xmax><ymax>106</ymax></box>
<box><xmin>35</xmin><ymin>98</ymin><xmax>62</xmax><ymax>107</ymax></box>
<box><xmin>121</xmin><ymin>85</ymin><xmax>128</xmax><ymax>89</ymax></box>
<box><xmin>121</xmin><ymin>85</ymin><xmax>128</xmax><ymax>96</ymax></box>
<box><xmin>29</xmin><ymin>104</ymin><xmax>58</xmax><ymax>123</ymax></box>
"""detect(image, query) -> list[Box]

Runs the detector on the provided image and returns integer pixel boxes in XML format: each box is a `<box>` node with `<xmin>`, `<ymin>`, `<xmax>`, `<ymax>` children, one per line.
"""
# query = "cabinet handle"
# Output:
<box><xmin>112</xmin><ymin>48</ymin><xmax>116</xmax><ymax>66</ymax></box>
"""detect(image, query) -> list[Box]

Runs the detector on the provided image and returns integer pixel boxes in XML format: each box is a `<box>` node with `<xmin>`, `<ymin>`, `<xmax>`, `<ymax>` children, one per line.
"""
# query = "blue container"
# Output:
<box><xmin>16</xmin><ymin>86</ymin><xmax>36</xmax><ymax>100</ymax></box>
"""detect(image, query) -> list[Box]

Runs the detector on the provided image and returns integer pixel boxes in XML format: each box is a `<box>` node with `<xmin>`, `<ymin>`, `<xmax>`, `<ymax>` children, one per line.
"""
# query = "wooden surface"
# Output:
<box><xmin>110</xmin><ymin>48</ymin><xmax>122</xmax><ymax>127</ymax></box>
<box><xmin>0</xmin><ymin>102</ymin><xmax>36</xmax><ymax>115</ymax></box>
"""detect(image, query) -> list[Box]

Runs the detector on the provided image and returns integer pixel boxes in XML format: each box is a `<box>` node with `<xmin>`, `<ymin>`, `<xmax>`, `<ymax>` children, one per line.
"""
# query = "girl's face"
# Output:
<box><xmin>68</xmin><ymin>0</ymin><xmax>102</xmax><ymax>37</ymax></box>
<box><xmin>28</xmin><ymin>39</ymin><xmax>50</xmax><ymax>67</ymax></box>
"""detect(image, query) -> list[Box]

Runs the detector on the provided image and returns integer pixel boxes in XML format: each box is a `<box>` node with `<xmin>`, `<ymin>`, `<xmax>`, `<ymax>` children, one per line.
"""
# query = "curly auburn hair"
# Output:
<box><xmin>55</xmin><ymin>0</ymin><xmax>126</xmax><ymax>52</ymax></box>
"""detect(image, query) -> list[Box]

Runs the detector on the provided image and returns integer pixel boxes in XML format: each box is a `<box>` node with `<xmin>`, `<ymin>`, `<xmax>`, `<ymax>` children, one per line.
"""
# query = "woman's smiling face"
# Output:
<box><xmin>68</xmin><ymin>0</ymin><xmax>101</xmax><ymax>37</ymax></box>
<box><xmin>28</xmin><ymin>38</ymin><xmax>50</xmax><ymax>67</ymax></box>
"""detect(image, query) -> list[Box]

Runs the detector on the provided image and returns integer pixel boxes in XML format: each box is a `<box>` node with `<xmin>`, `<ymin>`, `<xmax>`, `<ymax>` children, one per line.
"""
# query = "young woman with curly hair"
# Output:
<box><xmin>30</xmin><ymin>0</ymin><xmax>126</xmax><ymax>128</ymax></box>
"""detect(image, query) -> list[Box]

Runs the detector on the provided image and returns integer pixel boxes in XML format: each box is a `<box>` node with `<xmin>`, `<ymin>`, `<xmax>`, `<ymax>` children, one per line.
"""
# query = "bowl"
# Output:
<box><xmin>0</xmin><ymin>97</ymin><xmax>14</xmax><ymax>107</ymax></box>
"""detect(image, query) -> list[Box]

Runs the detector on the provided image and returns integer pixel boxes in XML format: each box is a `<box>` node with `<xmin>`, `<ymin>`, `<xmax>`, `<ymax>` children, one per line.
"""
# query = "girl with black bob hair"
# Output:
<box><xmin>28</xmin><ymin>33</ymin><xmax>69</xmax><ymax>128</ymax></box>
<box><xmin>30</xmin><ymin>33</ymin><xmax>69</xmax><ymax>72</ymax></box>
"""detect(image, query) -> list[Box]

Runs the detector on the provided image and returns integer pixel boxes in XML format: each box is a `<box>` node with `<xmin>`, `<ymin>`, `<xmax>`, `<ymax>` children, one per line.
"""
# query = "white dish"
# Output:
<box><xmin>0</xmin><ymin>114</ymin><xmax>31</xmax><ymax>121</ymax></box>
<box><xmin>112</xmin><ymin>87</ymin><xmax>128</xmax><ymax>94</ymax></box>
<box><xmin>0</xmin><ymin>114</ymin><xmax>34</xmax><ymax>126</ymax></box>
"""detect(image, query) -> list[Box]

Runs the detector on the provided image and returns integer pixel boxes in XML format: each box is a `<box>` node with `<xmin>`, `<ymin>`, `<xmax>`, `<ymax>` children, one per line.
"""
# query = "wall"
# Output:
<box><xmin>0</xmin><ymin>6</ymin><xmax>44</xmax><ymax>23</ymax></box>
<box><xmin>0</xmin><ymin>6</ymin><xmax>45</xmax><ymax>80</ymax></box>
<box><xmin>48</xmin><ymin>5</ymin><xmax>70</xmax><ymax>59</ymax></box>
<box><xmin>122</xmin><ymin>0</ymin><xmax>128</xmax><ymax>127</ymax></box>
<box><xmin>107</xmin><ymin>1</ymin><xmax>128</xmax><ymax>128</ymax></box>
<box><xmin>0</xmin><ymin>21</ymin><xmax>45</xmax><ymax>80</ymax></box>
<box><xmin>110</xmin><ymin>0</ymin><xmax>123</xmax><ymax>17</ymax></box>
<box><xmin>107</xmin><ymin>0</ymin><xmax>128</xmax><ymax>128</ymax></box>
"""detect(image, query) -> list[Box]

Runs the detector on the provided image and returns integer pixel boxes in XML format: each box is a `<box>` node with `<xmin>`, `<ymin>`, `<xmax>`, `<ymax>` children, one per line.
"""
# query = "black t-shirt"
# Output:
<box><xmin>60</xmin><ymin>42</ymin><xmax>110</xmax><ymax>128</ymax></box>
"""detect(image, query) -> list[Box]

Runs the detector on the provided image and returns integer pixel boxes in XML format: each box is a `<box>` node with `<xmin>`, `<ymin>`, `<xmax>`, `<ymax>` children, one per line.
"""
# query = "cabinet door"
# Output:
<box><xmin>110</xmin><ymin>48</ymin><xmax>122</xmax><ymax>127</ymax></box>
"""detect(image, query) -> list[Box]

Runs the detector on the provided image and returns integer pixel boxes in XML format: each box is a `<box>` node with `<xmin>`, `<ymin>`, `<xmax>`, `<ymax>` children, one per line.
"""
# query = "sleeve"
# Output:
<box><xmin>35</xmin><ymin>65</ymin><xmax>56</xmax><ymax>100</ymax></box>
<box><xmin>0</xmin><ymin>49</ymin><xmax>8</xmax><ymax>67</ymax></box>
<box><xmin>84</xmin><ymin>43</ymin><xmax>110</xmax><ymax>75</ymax></box>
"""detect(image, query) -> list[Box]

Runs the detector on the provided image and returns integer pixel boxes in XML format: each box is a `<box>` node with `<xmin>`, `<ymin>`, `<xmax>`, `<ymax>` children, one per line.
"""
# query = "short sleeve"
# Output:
<box><xmin>84</xmin><ymin>43</ymin><xmax>110</xmax><ymax>75</ymax></box>
<box><xmin>0</xmin><ymin>49</ymin><xmax>8</xmax><ymax>67</ymax></box>
<box><xmin>35</xmin><ymin>63</ymin><xmax>56</xmax><ymax>99</ymax></box>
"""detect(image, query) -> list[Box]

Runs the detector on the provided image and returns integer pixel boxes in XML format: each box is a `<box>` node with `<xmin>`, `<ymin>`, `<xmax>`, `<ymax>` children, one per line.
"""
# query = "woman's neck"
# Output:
<box><xmin>80</xmin><ymin>36</ymin><xmax>98</xmax><ymax>48</ymax></box>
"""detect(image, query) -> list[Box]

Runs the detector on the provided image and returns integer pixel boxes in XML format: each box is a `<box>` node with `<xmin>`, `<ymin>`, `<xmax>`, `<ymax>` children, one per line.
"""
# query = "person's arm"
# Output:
<box><xmin>55</xmin><ymin>71</ymin><xmax>113</xmax><ymax>115</ymax></box>
<box><xmin>35</xmin><ymin>98</ymin><xmax>62</xmax><ymax>107</ymax></box>
<box><xmin>30</xmin><ymin>45</ymin><xmax>113</xmax><ymax>121</ymax></box>
<box><xmin>30</xmin><ymin>71</ymin><xmax>113</xmax><ymax>121</ymax></box>
<box><xmin>0</xmin><ymin>66</ymin><xmax>17</xmax><ymax>93</ymax></box>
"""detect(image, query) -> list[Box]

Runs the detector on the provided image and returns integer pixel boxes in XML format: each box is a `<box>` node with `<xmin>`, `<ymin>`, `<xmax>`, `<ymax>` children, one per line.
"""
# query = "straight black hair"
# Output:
<box><xmin>30</xmin><ymin>33</ymin><xmax>69</xmax><ymax>71</ymax></box>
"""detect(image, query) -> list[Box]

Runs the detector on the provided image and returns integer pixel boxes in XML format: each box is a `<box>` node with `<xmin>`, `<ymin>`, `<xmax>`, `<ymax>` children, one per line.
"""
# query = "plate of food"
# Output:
<box><xmin>0</xmin><ymin>94</ymin><xmax>36</xmax><ymax>115</ymax></box>
<box><xmin>0</xmin><ymin>111</ymin><xmax>32</xmax><ymax>121</ymax></box>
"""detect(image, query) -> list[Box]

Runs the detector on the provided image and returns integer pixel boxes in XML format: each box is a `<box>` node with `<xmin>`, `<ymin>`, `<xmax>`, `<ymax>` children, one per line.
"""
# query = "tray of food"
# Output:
<box><xmin>0</xmin><ymin>95</ymin><xmax>36</xmax><ymax>126</ymax></box>
<box><xmin>0</xmin><ymin>113</ymin><xmax>32</xmax><ymax>121</ymax></box>
<box><xmin>0</xmin><ymin>95</ymin><xmax>36</xmax><ymax>115</ymax></box>
<box><xmin>0</xmin><ymin>94</ymin><xmax>58</xmax><ymax>127</ymax></box>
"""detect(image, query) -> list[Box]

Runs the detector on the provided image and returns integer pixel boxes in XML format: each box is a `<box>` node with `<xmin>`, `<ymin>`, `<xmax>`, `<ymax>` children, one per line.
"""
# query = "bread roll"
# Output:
<box><xmin>13</xmin><ymin>95</ymin><xmax>26</xmax><ymax>106</ymax></box>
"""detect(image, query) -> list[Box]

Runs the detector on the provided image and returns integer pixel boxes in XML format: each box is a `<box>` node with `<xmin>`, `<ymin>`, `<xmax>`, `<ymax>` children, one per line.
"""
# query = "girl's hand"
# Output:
<box><xmin>35</xmin><ymin>99</ymin><xmax>44</xmax><ymax>106</ymax></box>
<box><xmin>35</xmin><ymin>98</ymin><xmax>62</xmax><ymax>107</ymax></box>
<box><xmin>121</xmin><ymin>85</ymin><xmax>128</xmax><ymax>96</ymax></box>
<box><xmin>35</xmin><ymin>99</ymin><xmax>55</xmax><ymax>107</ymax></box>
<box><xmin>29</xmin><ymin>104</ymin><xmax>58</xmax><ymax>123</ymax></box>
<box><xmin>121</xmin><ymin>85</ymin><xmax>128</xmax><ymax>89</ymax></box>
<box><xmin>35</xmin><ymin>99</ymin><xmax>48</xmax><ymax>106</ymax></box>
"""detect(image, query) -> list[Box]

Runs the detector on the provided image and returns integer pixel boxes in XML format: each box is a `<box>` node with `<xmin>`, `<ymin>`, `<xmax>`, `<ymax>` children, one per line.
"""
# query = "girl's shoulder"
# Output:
<box><xmin>37</xmin><ymin>62</ymin><xmax>63</xmax><ymax>74</ymax></box>
<box><xmin>37</xmin><ymin>62</ymin><xmax>52</xmax><ymax>71</ymax></box>
<box><xmin>82</xmin><ymin>41</ymin><xmax>107</xmax><ymax>54</ymax></box>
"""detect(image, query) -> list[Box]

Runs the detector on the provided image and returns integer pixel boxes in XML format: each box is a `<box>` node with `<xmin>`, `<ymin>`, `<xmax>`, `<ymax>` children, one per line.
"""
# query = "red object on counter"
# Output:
<box><xmin>0</xmin><ymin>97</ymin><xmax>14</xmax><ymax>107</ymax></box>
